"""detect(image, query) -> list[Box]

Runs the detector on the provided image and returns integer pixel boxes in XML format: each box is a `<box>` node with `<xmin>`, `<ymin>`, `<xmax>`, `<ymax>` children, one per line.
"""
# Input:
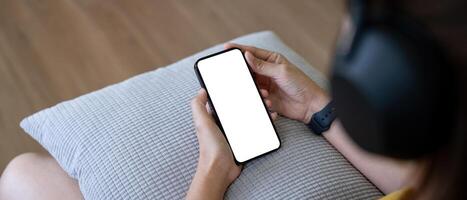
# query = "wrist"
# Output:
<box><xmin>303</xmin><ymin>91</ymin><xmax>330</xmax><ymax>124</ymax></box>
<box><xmin>188</xmin><ymin>169</ymin><xmax>227</xmax><ymax>199</ymax></box>
<box><xmin>189</xmin><ymin>158</ymin><xmax>231</xmax><ymax>198</ymax></box>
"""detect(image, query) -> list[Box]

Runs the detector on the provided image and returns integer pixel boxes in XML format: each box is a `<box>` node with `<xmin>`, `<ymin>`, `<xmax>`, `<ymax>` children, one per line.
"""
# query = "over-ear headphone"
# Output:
<box><xmin>331</xmin><ymin>0</ymin><xmax>458</xmax><ymax>159</ymax></box>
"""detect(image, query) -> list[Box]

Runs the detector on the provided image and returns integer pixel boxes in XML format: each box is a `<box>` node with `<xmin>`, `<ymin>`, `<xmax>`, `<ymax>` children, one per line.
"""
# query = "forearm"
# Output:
<box><xmin>323</xmin><ymin>120</ymin><xmax>418</xmax><ymax>194</ymax></box>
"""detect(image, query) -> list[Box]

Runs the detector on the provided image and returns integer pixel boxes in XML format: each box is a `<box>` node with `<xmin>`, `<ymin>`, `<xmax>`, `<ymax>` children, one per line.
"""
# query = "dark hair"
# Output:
<box><xmin>370</xmin><ymin>0</ymin><xmax>467</xmax><ymax>199</ymax></box>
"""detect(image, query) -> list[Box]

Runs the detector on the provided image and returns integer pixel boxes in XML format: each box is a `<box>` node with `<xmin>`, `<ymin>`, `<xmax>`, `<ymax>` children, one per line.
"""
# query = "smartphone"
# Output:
<box><xmin>194</xmin><ymin>48</ymin><xmax>281</xmax><ymax>163</ymax></box>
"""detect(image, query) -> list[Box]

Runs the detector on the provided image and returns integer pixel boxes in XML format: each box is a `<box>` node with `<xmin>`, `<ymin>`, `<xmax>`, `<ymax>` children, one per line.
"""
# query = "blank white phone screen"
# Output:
<box><xmin>197</xmin><ymin>49</ymin><xmax>280</xmax><ymax>162</ymax></box>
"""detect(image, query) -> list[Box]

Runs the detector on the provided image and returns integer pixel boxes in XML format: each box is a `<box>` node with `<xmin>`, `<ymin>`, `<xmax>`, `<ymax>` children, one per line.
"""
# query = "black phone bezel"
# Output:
<box><xmin>193</xmin><ymin>47</ymin><xmax>281</xmax><ymax>164</ymax></box>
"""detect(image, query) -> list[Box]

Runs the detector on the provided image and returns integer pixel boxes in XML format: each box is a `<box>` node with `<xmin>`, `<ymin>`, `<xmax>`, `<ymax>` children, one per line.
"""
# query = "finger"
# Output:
<box><xmin>205</xmin><ymin>103</ymin><xmax>212</xmax><ymax>115</ymax></box>
<box><xmin>260</xmin><ymin>89</ymin><xmax>269</xmax><ymax>98</ymax></box>
<box><xmin>265</xmin><ymin>99</ymin><xmax>273</xmax><ymax>109</ymax></box>
<box><xmin>225</xmin><ymin>43</ymin><xmax>285</xmax><ymax>64</ymax></box>
<box><xmin>245</xmin><ymin>51</ymin><xmax>281</xmax><ymax>78</ymax></box>
<box><xmin>191</xmin><ymin>89</ymin><xmax>214</xmax><ymax>128</ymax></box>
<box><xmin>270</xmin><ymin>112</ymin><xmax>278</xmax><ymax>121</ymax></box>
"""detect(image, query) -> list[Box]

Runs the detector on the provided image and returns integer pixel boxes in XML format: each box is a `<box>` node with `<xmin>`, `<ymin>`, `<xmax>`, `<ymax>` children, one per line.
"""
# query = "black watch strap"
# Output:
<box><xmin>307</xmin><ymin>100</ymin><xmax>337</xmax><ymax>135</ymax></box>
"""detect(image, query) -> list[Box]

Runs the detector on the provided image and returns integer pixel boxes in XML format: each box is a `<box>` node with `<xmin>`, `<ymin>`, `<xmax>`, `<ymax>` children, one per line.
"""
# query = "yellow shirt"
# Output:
<box><xmin>379</xmin><ymin>188</ymin><xmax>413</xmax><ymax>200</ymax></box>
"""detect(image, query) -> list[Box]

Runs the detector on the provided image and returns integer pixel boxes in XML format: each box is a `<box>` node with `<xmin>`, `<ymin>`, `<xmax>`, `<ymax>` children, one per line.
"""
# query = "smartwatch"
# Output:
<box><xmin>307</xmin><ymin>100</ymin><xmax>337</xmax><ymax>135</ymax></box>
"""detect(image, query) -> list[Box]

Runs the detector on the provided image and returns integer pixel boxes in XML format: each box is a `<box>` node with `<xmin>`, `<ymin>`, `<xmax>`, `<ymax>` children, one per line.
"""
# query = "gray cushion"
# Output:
<box><xmin>21</xmin><ymin>31</ymin><xmax>382</xmax><ymax>199</ymax></box>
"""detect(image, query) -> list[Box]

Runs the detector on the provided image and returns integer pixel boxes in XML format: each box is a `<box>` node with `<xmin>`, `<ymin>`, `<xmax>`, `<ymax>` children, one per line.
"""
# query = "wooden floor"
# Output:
<box><xmin>0</xmin><ymin>0</ymin><xmax>345</xmax><ymax>172</ymax></box>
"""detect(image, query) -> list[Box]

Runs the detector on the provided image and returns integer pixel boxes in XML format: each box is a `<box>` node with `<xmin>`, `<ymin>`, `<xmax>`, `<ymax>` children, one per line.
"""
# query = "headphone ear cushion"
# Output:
<box><xmin>331</xmin><ymin>27</ymin><xmax>454</xmax><ymax>159</ymax></box>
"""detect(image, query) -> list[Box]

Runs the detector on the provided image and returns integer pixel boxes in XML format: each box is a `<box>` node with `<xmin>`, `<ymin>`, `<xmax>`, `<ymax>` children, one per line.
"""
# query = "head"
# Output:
<box><xmin>332</xmin><ymin>0</ymin><xmax>467</xmax><ymax>199</ymax></box>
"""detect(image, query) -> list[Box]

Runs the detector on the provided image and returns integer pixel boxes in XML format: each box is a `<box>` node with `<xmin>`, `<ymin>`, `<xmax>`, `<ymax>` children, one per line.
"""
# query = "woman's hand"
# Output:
<box><xmin>186</xmin><ymin>89</ymin><xmax>242</xmax><ymax>200</ymax></box>
<box><xmin>187</xmin><ymin>44</ymin><xmax>327</xmax><ymax>199</ymax></box>
<box><xmin>225</xmin><ymin>43</ymin><xmax>329</xmax><ymax>123</ymax></box>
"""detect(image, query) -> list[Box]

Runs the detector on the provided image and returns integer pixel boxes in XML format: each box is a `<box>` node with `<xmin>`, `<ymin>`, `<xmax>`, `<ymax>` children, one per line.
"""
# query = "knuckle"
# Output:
<box><xmin>278</xmin><ymin>64</ymin><xmax>289</xmax><ymax>75</ymax></box>
<box><xmin>273</xmin><ymin>52</ymin><xmax>282</xmax><ymax>60</ymax></box>
<box><xmin>272</xmin><ymin>52</ymin><xmax>289</xmax><ymax>64</ymax></box>
<box><xmin>254</xmin><ymin>59</ymin><xmax>264</xmax><ymax>70</ymax></box>
<box><xmin>271</xmin><ymin>52</ymin><xmax>283</xmax><ymax>63</ymax></box>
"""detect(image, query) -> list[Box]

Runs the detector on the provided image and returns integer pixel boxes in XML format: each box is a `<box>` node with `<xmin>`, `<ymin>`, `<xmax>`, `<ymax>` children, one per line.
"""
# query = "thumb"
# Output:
<box><xmin>245</xmin><ymin>51</ymin><xmax>280</xmax><ymax>78</ymax></box>
<box><xmin>191</xmin><ymin>89</ymin><xmax>215</xmax><ymax>129</ymax></box>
